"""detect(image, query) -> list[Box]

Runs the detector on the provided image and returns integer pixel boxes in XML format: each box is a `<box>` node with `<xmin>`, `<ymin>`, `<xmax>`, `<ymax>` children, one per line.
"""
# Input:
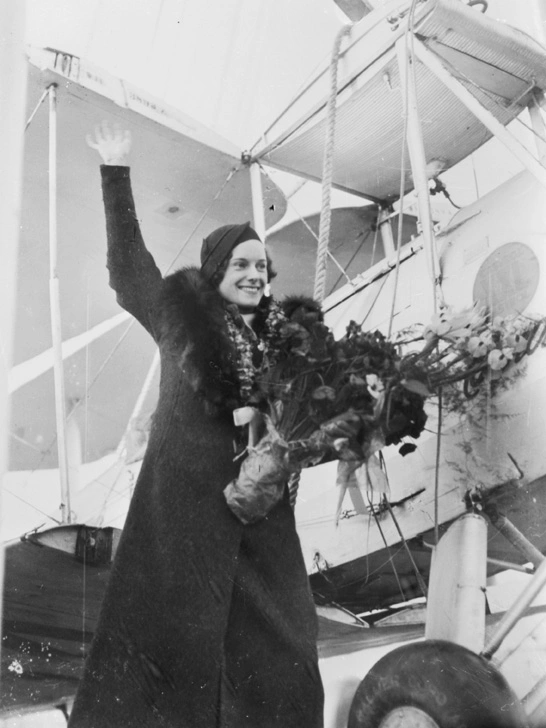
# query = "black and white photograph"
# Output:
<box><xmin>1</xmin><ymin>1</ymin><xmax>546</xmax><ymax>726</ymax></box>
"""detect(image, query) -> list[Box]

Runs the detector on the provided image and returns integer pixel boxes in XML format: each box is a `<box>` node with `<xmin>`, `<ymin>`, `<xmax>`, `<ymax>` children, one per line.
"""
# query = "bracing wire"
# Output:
<box><xmin>384</xmin><ymin>496</ymin><xmax>428</xmax><ymax>598</ymax></box>
<box><xmin>367</xmin><ymin>491</ymin><xmax>407</xmax><ymax>604</ymax></box>
<box><xmin>165</xmin><ymin>164</ymin><xmax>242</xmax><ymax>273</ymax></box>
<box><xmin>84</xmin><ymin>280</ymin><xmax>91</xmax><ymax>464</ymax></box>
<box><xmin>257</xmin><ymin>160</ymin><xmax>353</xmax><ymax>288</ymax></box>
<box><xmin>328</xmin><ymin>229</ymin><xmax>373</xmax><ymax>296</ymax></box>
<box><xmin>13</xmin><ymin>320</ymin><xmax>135</xmax><ymax>508</ymax></box>
<box><xmin>250</xmin><ymin>8</ymin><xmax>397</xmax><ymax>157</ymax></box>
<box><xmin>18</xmin><ymin>164</ymin><xmax>241</xmax><ymax>467</ymax></box>
<box><xmin>2</xmin><ymin>487</ymin><xmax>62</xmax><ymax>526</ymax></box>
<box><xmin>378</xmin><ymin>452</ymin><xmax>428</xmax><ymax>599</ymax></box>
<box><xmin>434</xmin><ymin>387</ymin><xmax>443</xmax><ymax>545</ymax></box>
<box><xmin>22</xmin><ymin>163</ymin><xmax>244</xmax><ymax>521</ymax></box>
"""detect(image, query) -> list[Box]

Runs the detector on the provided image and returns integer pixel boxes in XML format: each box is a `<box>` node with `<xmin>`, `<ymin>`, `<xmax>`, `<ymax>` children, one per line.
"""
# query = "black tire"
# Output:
<box><xmin>348</xmin><ymin>640</ymin><xmax>526</xmax><ymax>728</ymax></box>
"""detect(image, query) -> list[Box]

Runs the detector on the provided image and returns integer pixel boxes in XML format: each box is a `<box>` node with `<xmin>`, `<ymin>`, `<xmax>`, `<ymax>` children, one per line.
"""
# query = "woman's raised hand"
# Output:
<box><xmin>87</xmin><ymin>122</ymin><xmax>132</xmax><ymax>165</ymax></box>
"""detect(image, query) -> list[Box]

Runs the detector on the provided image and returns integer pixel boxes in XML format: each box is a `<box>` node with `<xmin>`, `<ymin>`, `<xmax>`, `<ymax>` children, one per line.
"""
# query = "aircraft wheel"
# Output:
<box><xmin>347</xmin><ymin>640</ymin><xmax>525</xmax><ymax>728</ymax></box>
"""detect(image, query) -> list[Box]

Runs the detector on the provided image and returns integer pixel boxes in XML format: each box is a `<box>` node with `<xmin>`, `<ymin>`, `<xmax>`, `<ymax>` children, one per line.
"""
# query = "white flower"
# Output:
<box><xmin>425</xmin><ymin>310</ymin><xmax>451</xmax><ymax>338</ymax></box>
<box><xmin>503</xmin><ymin>332</ymin><xmax>527</xmax><ymax>353</ymax></box>
<box><xmin>467</xmin><ymin>336</ymin><xmax>489</xmax><ymax>358</ymax></box>
<box><xmin>488</xmin><ymin>348</ymin><xmax>513</xmax><ymax>370</ymax></box>
<box><xmin>427</xmin><ymin>305</ymin><xmax>487</xmax><ymax>342</ymax></box>
<box><xmin>491</xmin><ymin>316</ymin><xmax>506</xmax><ymax>332</ymax></box>
<box><xmin>366</xmin><ymin>374</ymin><xmax>385</xmax><ymax>399</ymax></box>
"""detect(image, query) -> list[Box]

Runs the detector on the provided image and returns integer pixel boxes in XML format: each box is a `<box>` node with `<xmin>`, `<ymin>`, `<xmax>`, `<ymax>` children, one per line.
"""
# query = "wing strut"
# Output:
<box><xmin>412</xmin><ymin>37</ymin><xmax>546</xmax><ymax>191</ymax></box>
<box><xmin>395</xmin><ymin>33</ymin><xmax>441</xmax><ymax>307</ymax></box>
<box><xmin>47</xmin><ymin>84</ymin><xmax>72</xmax><ymax>524</ymax></box>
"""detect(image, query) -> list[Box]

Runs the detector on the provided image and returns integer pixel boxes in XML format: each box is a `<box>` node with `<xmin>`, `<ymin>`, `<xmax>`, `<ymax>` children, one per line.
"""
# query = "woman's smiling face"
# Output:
<box><xmin>218</xmin><ymin>239</ymin><xmax>268</xmax><ymax>308</ymax></box>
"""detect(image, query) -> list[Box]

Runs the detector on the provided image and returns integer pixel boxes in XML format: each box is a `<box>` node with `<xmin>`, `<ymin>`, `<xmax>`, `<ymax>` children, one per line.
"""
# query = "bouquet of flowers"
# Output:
<box><xmin>224</xmin><ymin>297</ymin><xmax>546</xmax><ymax>525</ymax></box>
<box><xmin>224</xmin><ymin>300</ymin><xmax>428</xmax><ymax>524</ymax></box>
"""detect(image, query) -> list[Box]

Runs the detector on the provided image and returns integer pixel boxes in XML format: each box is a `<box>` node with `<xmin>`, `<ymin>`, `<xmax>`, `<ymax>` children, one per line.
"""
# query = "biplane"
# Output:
<box><xmin>3</xmin><ymin>1</ymin><xmax>546</xmax><ymax>726</ymax></box>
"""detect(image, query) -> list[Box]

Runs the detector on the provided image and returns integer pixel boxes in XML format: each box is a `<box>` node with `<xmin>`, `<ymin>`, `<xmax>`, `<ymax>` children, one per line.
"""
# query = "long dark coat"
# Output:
<box><xmin>68</xmin><ymin>166</ymin><xmax>324</xmax><ymax>728</ymax></box>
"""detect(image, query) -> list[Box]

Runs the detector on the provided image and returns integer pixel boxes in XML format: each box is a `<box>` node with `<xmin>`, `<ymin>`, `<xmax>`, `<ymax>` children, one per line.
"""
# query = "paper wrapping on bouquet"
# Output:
<box><xmin>224</xmin><ymin>416</ymin><xmax>294</xmax><ymax>525</ymax></box>
<box><xmin>334</xmin><ymin>433</ymin><xmax>389</xmax><ymax>526</ymax></box>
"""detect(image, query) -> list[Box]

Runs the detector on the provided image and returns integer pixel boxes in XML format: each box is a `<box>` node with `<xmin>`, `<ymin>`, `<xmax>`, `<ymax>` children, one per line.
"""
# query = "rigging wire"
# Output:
<box><xmin>383</xmin><ymin>494</ymin><xmax>428</xmax><ymax>598</ymax></box>
<box><xmin>378</xmin><ymin>452</ymin><xmax>428</xmax><ymax>599</ymax></box>
<box><xmin>327</xmin><ymin>228</ymin><xmax>373</xmax><ymax>297</ymax></box>
<box><xmin>250</xmin><ymin>7</ymin><xmax>397</xmax><ymax>157</ymax></box>
<box><xmin>9</xmin><ymin>163</ymin><xmax>244</xmax><ymax>530</ymax></box>
<box><xmin>151</xmin><ymin>0</ymin><xmax>168</xmax><ymax>54</ymax></box>
<box><xmin>434</xmin><ymin>387</ymin><xmax>443</xmax><ymax>545</ymax></box>
<box><xmin>10</xmin><ymin>431</ymin><xmax>45</xmax><ymax>453</ymax></box>
<box><xmin>357</xmin><ymin>273</ymin><xmax>390</xmax><ymax>329</ymax></box>
<box><xmin>13</xmin><ymin>164</ymin><xmax>244</xmax><ymax>522</ymax></box>
<box><xmin>83</xmin><ymin>0</ymin><xmax>105</xmax><ymax>60</ymax></box>
<box><xmin>2</xmin><ymin>487</ymin><xmax>62</xmax><ymax>526</ymax></box>
<box><xmin>366</xmin><ymin>490</ymin><xmax>407</xmax><ymax>604</ymax></box>
<box><xmin>165</xmin><ymin>164</ymin><xmax>242</xmax><ymax>273</ymax></box>
<box><xmin>257</xmin><ymin>160</ymin><xmax>353</xmax><ymax>288</ymax></box>
<box><xmin>12</xmin><ymin>320</ymin><xmax>135</xmax><ymax>498</ymax></box>
<box><xmin>84</xmin><ymin>280</ymin><xmax>91</xmax><ymax>463</ymax></box>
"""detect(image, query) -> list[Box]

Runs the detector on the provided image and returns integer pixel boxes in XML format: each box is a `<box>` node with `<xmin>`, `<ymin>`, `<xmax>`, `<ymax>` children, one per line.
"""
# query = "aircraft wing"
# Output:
<box><xmin>255</xmin><ymin>0</ymin><xmax>546</xmax><ymax>203</ymax></box>
<box><xmin>10</xmin><ymin>48</ymin><xmax>287</xmax><ymax>476</ymax></box>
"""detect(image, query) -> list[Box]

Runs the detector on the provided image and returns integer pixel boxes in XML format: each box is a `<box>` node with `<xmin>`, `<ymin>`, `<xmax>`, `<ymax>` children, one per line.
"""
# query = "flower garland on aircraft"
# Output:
<box><xmin>400</xmin><ymin>306</ymin><xmax>546</xmax><ymax>398</ymax></box>
<box><xmin>223</xmin><ymin>301</ymin><xmax>546</xmax><ymax>525</ymax></box>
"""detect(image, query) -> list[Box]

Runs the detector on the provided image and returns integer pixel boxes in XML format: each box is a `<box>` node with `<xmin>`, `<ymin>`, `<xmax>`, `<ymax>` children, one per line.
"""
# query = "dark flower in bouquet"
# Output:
<box><xmin>224</xmin><ymin>300</ymin><xmax>428</xmax><ymax>524</ymax></box>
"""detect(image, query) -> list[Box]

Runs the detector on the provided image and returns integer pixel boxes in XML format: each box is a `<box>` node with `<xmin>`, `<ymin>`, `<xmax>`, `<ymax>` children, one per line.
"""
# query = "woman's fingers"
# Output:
<box><xmin>86</xmin><ymin>133</ymin><xmax>99</xmax><ymax>150</ymax></box>
<box><xmin>101</xmin><ymin>120</ymin><xmax>113</xmax><ymax>140</ymax></box>
<box><xmin>87</xmin><ymin>122</ymin><xmax>131</xmax><ymax>163</ymax></box>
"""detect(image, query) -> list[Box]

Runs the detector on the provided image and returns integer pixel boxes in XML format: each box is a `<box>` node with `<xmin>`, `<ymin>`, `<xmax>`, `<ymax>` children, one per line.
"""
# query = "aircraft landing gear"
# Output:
<box><xmin>347</xmin><ymin>640</ymin><xmax>526</xmax><ymax>728</ymax></box>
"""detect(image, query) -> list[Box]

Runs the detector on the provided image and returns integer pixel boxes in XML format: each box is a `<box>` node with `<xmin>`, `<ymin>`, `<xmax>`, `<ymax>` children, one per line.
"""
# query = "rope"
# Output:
<box><xmin>313</xmin><ymin>24</ymin><xmax>352</xmax><ymax>303</ymax></box>
<box><xmin>257</xmin><ymin>160</ymin><xmax>353</xmax><ymax>288</ymax></box>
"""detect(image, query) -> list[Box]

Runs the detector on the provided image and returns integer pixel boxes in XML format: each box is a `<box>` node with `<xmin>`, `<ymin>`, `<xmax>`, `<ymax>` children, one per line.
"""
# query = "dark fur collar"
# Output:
<box><xmin>158</xmin><ymin>266</ymin><xmax>321</xmax><ymax>415</ymax></box>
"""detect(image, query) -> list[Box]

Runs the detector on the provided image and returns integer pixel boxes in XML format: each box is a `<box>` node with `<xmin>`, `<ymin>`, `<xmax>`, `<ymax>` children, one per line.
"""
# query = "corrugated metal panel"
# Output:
<box><xmin>258</xmin><ymin>0</ymin><xmax>546</xmax><ymax>203</ymax></box>
<box><xmin>417</xmin><ymin>0</ymin><xmax>546</xmax><ymax>93</ymax></box>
